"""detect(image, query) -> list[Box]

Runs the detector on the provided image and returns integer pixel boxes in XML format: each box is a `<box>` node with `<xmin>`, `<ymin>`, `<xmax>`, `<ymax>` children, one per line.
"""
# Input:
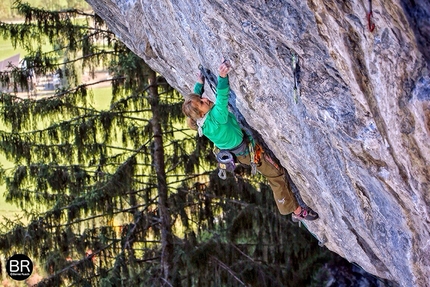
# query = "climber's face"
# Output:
<box><xmin>194</xmin><ymin>97</ymin><xmax>212</xmax><ymax>117</ymax></box>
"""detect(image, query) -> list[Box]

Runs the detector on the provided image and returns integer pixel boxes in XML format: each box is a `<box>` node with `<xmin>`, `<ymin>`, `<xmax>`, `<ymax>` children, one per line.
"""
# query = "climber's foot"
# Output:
<box><xmin>292</xmin><ymin>206</ymin><xmax>319</xmax><ymax>222</ymax></box>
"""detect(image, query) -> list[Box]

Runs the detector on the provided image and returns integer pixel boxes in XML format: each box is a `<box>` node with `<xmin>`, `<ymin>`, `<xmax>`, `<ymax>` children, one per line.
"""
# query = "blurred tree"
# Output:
<box><xmin>0</xmin><ymin>1</ymin><xmax>363</xmax><ymax>287</ymax></box>
<box><xmin>0</xmin><ymin>0</ymin><xmax>90</xmax><ymax>21</ymax></box>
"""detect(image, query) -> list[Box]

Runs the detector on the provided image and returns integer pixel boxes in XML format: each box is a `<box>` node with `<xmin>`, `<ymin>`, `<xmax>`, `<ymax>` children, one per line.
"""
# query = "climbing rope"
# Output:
<box><xmin>198</xmin><ymin>64</ymin><xmax>217</xmax><ymax>94</ymax></box>
<box><xmin>197</xmin><ymin>63</ymin><xmax>252</xmax><ymax>128</ymax></box>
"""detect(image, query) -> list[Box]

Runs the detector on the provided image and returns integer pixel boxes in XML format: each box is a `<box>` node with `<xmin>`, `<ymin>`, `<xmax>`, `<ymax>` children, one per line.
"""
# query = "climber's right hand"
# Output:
<box><xmin>219</xmin><ymin>59</ymin><xmax>231</xmax><ymax>78</ymax></box>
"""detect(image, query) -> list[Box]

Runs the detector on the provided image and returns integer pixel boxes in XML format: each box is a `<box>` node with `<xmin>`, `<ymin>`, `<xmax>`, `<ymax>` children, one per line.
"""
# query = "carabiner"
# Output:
<box><xmin>367</xmin><ymin>0</ymin><xmax>375</xmax><ymax>32</ymax></box>
<box><xmin>367</xmin><ymin>11</ymin><xmax>375</xmax><ymax>32</ymax></box>
<box><xmin>218</xmin><ymin>168</ymin><xmax>227</xmax><ymax>180</ymax></box>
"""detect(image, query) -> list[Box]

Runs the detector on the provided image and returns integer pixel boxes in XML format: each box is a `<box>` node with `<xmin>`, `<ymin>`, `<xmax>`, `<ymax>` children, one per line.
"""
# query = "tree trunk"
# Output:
<box><xmin>148</xmin><ymin>70</ymin><xmax>173</xmax><ymax>285</ymax></box>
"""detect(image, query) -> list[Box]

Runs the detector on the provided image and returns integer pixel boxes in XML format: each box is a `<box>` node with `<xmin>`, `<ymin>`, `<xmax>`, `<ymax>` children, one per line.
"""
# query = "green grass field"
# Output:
<box><xmin>0</xmin><ymin>32</ymin><xmax>66</xmax><ymax>62</ymax></box>
<box><xmin>0</xmin><ymin>37</ymin><xmax>27</xmax><ymax>61</ymax></box>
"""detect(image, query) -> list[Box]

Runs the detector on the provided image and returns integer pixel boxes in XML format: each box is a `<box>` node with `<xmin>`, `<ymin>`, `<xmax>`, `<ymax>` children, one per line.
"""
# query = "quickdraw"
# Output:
<box><xmin>367</xmin><ymin>0</ymin><xmax>375</xmax><ymax>32</ymax></box>
<box><xmin>248</xmin><ymin>143</ymin><xmax>257</xmax><ymax>175</ymax></box>
<box><xmin>291</xmin><ymin>52</ymin><xmax>300</xmax><ymax>103</ymax></box>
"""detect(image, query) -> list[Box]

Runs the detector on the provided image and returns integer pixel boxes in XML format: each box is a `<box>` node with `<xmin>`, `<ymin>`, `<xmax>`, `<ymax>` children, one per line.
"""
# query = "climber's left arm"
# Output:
<box><xmin>193</xmin><ymin>71</ymin><xmax>205</xmax><ymax>96</ymax></box>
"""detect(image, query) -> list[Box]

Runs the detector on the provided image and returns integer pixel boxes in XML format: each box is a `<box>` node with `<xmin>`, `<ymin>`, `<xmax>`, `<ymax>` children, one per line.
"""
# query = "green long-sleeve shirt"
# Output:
<box><xmin>194</xmin><ymin>76</ymin><xmax>243</xmax><ymax>150</ymax></box>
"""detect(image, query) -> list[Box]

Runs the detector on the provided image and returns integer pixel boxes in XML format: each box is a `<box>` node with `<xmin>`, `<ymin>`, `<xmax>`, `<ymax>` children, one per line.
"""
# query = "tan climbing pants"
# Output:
<box><xmin>236</xmin><ymin>152</ymin><xmax>299</xmax><ymax>215</ymax></box>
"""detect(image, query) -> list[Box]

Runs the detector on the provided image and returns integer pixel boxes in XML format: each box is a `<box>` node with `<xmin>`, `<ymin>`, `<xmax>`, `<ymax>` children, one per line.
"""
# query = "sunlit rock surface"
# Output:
<box><xmin>86</xmin><ymin>0</ymin><xmax>430</xmax><ymax>286</ymax></box>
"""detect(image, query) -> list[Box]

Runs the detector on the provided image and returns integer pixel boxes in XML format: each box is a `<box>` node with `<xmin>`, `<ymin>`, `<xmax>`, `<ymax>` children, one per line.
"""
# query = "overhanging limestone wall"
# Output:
<box><xmin>86</xmin><ymin>1</ymin><xmax>430</xmax><ymax>285</ymax></box>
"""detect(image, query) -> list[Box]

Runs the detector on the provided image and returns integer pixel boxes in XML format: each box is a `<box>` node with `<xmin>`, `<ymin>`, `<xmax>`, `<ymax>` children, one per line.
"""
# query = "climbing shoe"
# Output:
<box><xmin>292</xmin><ymin>206</ymin><xmax>319</xmax><ymax>222</ymax></box>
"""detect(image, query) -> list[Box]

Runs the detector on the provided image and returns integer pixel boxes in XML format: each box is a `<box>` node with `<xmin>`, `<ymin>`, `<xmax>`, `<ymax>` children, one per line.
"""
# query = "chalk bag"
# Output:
<box><xmin>216</xmin><ymin>150</ymin><xmax>236</xmax><ymax>180</ymax></box>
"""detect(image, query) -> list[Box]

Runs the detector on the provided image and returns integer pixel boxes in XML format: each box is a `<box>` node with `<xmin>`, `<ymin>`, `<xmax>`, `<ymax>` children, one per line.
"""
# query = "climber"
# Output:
<box><xmin>182</xmin><ymin>59</ymin><xmax>319</xmax><ymax>221</ymax></box>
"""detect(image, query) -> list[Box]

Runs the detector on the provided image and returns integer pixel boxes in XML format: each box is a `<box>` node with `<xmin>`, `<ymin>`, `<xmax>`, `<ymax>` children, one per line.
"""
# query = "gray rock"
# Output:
<box><xmin>86</xmin><ymin>0</ymin><xmax>430</xmax><ymax>286</ymax></box>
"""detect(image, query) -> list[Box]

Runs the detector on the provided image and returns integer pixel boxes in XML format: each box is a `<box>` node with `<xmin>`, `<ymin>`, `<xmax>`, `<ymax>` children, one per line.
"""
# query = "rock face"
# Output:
<box><xmin>86</xmin><ymin>0</ymin><xmax>429</xmax><ymax>286</ymax></box>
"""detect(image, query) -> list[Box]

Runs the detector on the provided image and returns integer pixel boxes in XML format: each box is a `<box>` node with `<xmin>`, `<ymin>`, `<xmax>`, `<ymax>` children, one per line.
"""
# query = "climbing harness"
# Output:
<box><xmin>291</xmin><ymin>52</ymin><xmax>300</xmax><ymax>103</ymax></box>
<box><xmin>213</xmin><ymin>135</ymin><xmax>259</xmax><ymax>180</ymax></box>
<box><xmin>367</xmin><ymin>0</ymin><xmax>375</xmax><ymax>32</ymax></box>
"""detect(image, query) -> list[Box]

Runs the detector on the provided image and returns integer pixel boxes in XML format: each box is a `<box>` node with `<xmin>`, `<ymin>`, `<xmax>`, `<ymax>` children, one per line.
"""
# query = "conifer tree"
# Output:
<box><xmin>0</xmin><ymin>2</ymin><xmax>203</xmax><ymax>285</ymax></box>
<box><xmin>0</xmin><ymin>2</ymin><xmax>372</xmax><ymax>287</ymax></box>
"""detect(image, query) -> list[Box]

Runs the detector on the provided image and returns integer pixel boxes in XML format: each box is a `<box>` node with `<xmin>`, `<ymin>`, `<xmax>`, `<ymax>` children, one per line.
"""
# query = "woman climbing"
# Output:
<box><xmin>182</xmin><ymin>60</ymin><xmax>318</xmax><ymax>221</ymax></box>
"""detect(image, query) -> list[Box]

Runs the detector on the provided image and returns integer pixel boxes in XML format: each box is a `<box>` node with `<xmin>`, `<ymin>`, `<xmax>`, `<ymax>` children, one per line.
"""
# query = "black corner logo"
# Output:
<box><xmin>6</xmin><ymin>254</ymin><xmax>33</xmax><ymax>281</ymax></box>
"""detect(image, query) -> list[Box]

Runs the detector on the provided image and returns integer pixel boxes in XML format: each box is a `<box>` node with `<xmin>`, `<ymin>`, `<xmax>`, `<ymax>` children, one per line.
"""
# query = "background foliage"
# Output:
<box><xmin>0</xmin><ymin>0</ymin><xmax>90</xmax><ymax>21</ymax></box>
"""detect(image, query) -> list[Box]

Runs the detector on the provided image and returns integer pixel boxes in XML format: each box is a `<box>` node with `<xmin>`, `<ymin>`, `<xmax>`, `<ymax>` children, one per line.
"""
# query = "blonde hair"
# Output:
<box><xmin>182</xmin><ymin>93</ymin><xmax>203</xmax><ymax>120</ymax></box>
<box><xmin>182</xmin><ymin>93</ymin><xmax>215</xmax><ymax>130</ymax></box>
<box><xmin>186</xmin><ymin>117</ymin><xmax>198</xmax><ymax>130</ymax></box>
